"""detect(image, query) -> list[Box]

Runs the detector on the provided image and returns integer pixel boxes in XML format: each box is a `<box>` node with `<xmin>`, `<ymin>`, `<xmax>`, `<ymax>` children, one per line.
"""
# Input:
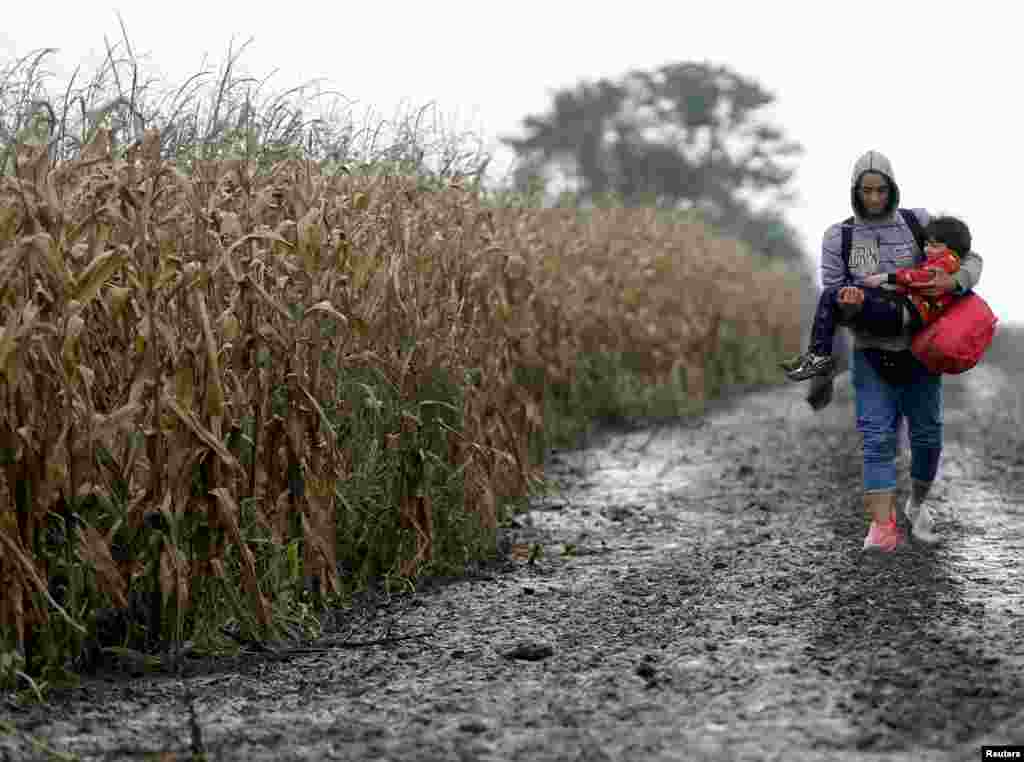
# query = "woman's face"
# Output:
<box><xmin>857</xmin><ymin>172</ymin><xmax>890</xmax><ymax>217</ymax></box>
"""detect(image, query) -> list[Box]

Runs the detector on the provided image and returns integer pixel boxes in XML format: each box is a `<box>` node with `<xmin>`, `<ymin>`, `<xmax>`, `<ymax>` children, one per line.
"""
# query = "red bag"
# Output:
<box><xmin>910</xmin><ymin>292</ymin><xmax>998</xmax><ymax>374</ymax></box>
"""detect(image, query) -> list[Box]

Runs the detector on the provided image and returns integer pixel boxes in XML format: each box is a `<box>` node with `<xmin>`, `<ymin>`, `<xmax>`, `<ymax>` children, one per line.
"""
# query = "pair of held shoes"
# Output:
<box><xmin>863</xmin><ymin>498</ymin><xmax>939</xmax><ymax>552</ymax></box>
<box><xmin>779</xmin><ymin>352</ymin><xmax>835</xmax><ymax>382</ymax></box>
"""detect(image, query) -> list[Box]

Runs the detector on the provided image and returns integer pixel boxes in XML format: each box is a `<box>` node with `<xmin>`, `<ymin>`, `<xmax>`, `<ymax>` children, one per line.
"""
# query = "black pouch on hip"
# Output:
<box><xmin>862</xmin><ymin>348</ymin><xmax>921</xmax><ymax>386</ymax></box>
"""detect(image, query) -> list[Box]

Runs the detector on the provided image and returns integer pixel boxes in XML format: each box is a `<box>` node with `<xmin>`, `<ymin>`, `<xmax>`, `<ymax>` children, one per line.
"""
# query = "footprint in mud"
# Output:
<box><xmin>796</xmin><ymin>367</ymin><xmax>1024</xmax><ymax>754</ymax></box>
<box><xmin>527</xmin><ymin>364</ymin><xmax>1024</xmax><ymax>756</ymax></box>
<box><xmin>5</xmin><ymin>365</ymin><xmax>1022</xmax><ymax>762</ymax></box>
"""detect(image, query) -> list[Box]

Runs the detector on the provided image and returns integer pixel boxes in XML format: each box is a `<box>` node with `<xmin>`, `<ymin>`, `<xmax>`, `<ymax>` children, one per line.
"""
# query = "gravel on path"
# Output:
<box><xmin>2</xmin><ymin>367</ymin><xmax>1022</xmax><ymax>762</ymax></box>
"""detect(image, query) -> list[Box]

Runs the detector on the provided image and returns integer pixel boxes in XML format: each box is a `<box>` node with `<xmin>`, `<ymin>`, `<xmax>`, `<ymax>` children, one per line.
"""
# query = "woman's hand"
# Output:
<box><xmin>861</xmin><ymin>273</ymin><xmax>886</xmax><ymax>288</ymax></box>
<box><xmin>906</xmin><ymin>268</ymin><xmax>956</xmax><ymax>297</ymax></box>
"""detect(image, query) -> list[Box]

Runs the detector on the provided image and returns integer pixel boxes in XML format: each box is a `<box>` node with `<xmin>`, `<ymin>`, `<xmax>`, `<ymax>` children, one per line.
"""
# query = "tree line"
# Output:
<box><xmin>500</xmin><ymin>61</ymin><xmax>806</xmax><ymax>264</ymax></box>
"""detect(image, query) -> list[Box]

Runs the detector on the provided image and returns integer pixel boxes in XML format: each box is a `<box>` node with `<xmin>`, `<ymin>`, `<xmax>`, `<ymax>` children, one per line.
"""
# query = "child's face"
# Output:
<box><xmin>925</xmin><ymin>239</ymin><xmax>956</xmax><ymax>258</ymax></box>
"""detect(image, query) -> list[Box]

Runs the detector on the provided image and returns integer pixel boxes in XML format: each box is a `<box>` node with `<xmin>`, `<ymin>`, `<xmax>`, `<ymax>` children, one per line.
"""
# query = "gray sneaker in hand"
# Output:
<box><xmin>784</xmin><ymin>353</ymin><xmax>836</xmax><ymax>382</ymax></box>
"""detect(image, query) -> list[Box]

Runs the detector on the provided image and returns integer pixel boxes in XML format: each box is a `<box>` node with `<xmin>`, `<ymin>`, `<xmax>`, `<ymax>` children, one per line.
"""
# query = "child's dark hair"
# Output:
<box><xmin>924</xmin><ymin>215</ymin><xmax>971</xmax><ymax>257</ymax></box>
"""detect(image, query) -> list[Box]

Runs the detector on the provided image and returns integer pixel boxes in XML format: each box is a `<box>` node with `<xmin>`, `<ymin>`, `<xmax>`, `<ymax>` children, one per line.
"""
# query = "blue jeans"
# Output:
<box><xmin>851</xmin><ymin>349</ymin><xmax>943</xmax><ymax>493</ymax></box>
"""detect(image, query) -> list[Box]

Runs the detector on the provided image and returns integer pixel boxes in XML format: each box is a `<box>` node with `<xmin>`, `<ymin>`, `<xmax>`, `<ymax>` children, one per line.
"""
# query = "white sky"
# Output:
<box><xmin>4</xmin><ymin>1</ymin><xmax>1021</xmax><ymax>325</ymax></box>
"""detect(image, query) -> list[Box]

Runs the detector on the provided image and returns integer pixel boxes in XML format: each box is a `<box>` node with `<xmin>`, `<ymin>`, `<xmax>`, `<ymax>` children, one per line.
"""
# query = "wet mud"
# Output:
<box><xmin>2</xmin><ymin>366</ymin><xmax>1023</xmax><ymax>761</ymax></box>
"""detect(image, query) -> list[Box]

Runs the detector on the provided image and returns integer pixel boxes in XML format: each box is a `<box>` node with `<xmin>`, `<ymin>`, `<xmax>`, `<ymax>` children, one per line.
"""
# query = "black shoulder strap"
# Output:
<box><xmin>840</xmin><ymin>216</ymin><xmax>854</xmax><ymax>278</ymax></box>
<box><xmin>898</xmin><ymin>208</ymin><xmax>926</xmax><ymax>255</ymax></box>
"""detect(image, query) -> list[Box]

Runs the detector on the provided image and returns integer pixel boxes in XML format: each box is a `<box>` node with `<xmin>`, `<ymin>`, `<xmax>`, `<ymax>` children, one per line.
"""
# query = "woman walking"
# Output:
<box><xmin>818</xmin><ymin>150</ymin><xmax>983</xmax><ymax>551</ymax></box>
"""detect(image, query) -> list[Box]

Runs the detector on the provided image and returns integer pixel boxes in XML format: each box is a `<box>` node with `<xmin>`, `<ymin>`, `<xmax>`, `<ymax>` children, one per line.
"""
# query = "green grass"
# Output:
<box><xmin>0</xmin><ymin>30</ymin><xmax>497</xmax><ymax>687</ymax></box>
<box><xmin>527</xmin><ymin>325</ymin><xmax>792</xmax><ymax>456</ymax></box>
<box><xmin>0</xmin><ymin>27</ymin><xmax>802</xmax><ymax>688</ymax></box>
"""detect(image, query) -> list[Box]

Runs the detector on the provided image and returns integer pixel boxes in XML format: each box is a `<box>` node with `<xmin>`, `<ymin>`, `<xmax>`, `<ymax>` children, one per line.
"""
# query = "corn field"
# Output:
<box><xmin>0</xmin><ymin>127</ymin><xmax>803</xmax><ymax>682</ymax></box>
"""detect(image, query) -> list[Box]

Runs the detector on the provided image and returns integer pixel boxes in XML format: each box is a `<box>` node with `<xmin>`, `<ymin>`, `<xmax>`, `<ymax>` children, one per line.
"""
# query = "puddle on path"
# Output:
<box><xmin>5</xmin><ymin>363</ymin><xmax>1020</xmax><ymax>762</ymax></box>
<box><xmin>524</xmin><ymin>360</ymin><xmax>1024</xmax><ymax>755</ymax></box>
<box><xmin>933</xmin><ymin>364</ymin><xmax>1024</xmax><ymax>618</ymax></box>
<box><xmin>935</xmin><ymin>441</ymin><xmax>1024</xmax><ymax>648</ymax></box>
<box><xmin>528</xmin><ymin>376</ymin><xmax>849</xmax><ymax>544</ymax></box>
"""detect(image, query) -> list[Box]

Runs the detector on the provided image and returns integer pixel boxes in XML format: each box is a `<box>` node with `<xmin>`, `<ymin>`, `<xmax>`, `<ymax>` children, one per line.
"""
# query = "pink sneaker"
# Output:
<box><xmin>863</xmin><ymin>517</ymin><xmax>904</xmax><ymax>552</ymax></box>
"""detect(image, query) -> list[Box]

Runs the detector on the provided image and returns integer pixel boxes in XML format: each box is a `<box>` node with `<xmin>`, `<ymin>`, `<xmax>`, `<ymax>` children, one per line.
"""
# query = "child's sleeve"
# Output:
<box><xmin>954</xmin><ymin>250</ymin><xmax>983</xmax><ymax>294</ymax></box>
<box><xmin>891</xmin><ymin>252</ymin><xmax>960</xmax><ymax>285</ymax></box>
<box><xmin>890</xmin><ymin>266</ymin><xmax>931</xmax><ymax>286</ymax></box>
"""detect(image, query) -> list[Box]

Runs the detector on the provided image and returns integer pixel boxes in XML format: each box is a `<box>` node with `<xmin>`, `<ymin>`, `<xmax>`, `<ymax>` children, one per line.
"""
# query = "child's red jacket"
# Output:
<box><xmin>884</xmin><ymin>249</ymin><xmax>961</xmax><ymax>327</ymax></box>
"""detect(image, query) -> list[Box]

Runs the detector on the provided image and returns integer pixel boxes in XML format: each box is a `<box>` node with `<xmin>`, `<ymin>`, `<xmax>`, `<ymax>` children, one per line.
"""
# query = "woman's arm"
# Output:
<box><xmin>821</xmin><ymin>224</ymin><xmax>862</xmax><ymax>318</ymax></box>
<box><xmin>820</xmin><ymin>224</ymin><xmax>848</xmax><ymax>290</ymax></box>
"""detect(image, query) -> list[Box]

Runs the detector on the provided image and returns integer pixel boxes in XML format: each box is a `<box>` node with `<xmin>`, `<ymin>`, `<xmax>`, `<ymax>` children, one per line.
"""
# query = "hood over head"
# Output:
<box><xmin>850</xmin><ymin>150</ymin><xmax>900</xmax><ymax>218</ymax></box>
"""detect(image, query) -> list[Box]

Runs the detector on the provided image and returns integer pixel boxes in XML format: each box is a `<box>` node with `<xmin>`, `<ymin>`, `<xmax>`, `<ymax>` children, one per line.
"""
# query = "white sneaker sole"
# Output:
<box><xmin>904</xmin><ymin>499</ymin><xmax>939</xmax><ymax>544</ymax></box>
<box><xmin>903</xmin><ymin>496</ymin><xmax>919</xmax><ymax>524</ymax></box>
<box><xmin>912</xmin><ymin>521</ymin><xmax>939</xmax><ymax>544</ymax></box>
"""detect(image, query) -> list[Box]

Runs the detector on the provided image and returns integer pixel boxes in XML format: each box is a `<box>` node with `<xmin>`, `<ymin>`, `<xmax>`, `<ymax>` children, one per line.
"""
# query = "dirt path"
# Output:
<box><xmin>3</xmin><ymin>367</ymin><xmax>1023</xmax><ymax>762</ymax></box>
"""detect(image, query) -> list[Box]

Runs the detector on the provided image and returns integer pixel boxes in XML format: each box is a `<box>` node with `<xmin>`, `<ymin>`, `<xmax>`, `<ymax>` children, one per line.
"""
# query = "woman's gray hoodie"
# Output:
<box><xmin>820</xmin><ymin>150</ymin><xmax>984</xmax><ymax>352</ymax></box>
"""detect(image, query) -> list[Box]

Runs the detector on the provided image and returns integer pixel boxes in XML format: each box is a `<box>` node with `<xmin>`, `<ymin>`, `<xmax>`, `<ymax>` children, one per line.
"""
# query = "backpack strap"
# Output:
<box><xmin>898</xmin><ymin>208</ymin><xmax>926</xmax><ymax>257</ymax></box>
<box><xmin>840</xmin><ymin>216</ymin><xmax>855</xmax><ymax>279</ymax></box>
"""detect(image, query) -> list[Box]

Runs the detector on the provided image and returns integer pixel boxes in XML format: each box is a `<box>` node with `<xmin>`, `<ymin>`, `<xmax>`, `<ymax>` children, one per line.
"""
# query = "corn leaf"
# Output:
<box><xmin>72</xmin><ymin>248</ymin><xmax>126</xmax><ymax>304</ymax></box>
<box><xmin>77</xmin><ymin>523</ymin><xmax>128</xmax><ymax>608</ymax></box>
<box><xmin>161</xmin><ymin>393</ymin><xmax>244</xmax><ymax>474</ymax></box>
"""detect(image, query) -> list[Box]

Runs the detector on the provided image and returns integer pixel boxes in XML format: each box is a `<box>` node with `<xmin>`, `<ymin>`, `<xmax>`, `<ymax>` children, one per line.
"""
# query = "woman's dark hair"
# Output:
<box><xmin>924</xmin><ymin>215</ymin><xmax>971</xmax><ymax>257</ymax></box>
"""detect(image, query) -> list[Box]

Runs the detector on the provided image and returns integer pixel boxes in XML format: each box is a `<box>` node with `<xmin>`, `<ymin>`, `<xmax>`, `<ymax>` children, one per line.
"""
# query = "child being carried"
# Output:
<box><xmin>781</xmin><ymin>215</ymin><xmax>970</xmax><ymax>381</ymax></box>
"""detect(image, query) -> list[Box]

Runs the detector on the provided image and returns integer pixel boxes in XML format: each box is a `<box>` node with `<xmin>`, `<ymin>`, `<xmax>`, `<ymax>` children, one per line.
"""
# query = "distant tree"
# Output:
<box><xmin>502</xmin><ymin>62</ymin><xmax>805</xmax><ymax>260</ymax></box>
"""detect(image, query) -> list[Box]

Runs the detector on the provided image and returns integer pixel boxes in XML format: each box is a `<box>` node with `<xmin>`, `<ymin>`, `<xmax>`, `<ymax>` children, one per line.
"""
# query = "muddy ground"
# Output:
<box><xmin>2</xmin><ymin>364</ymin><xmax>1023</xmax><ymax>762</ymax></box>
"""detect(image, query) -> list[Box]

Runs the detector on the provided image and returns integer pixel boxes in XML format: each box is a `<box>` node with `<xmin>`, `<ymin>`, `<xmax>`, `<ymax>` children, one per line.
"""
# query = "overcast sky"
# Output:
<box><xmin>4</xmin><ymin>2</ymin><xmax>1021</xmax><ymax>325</ymax></box>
